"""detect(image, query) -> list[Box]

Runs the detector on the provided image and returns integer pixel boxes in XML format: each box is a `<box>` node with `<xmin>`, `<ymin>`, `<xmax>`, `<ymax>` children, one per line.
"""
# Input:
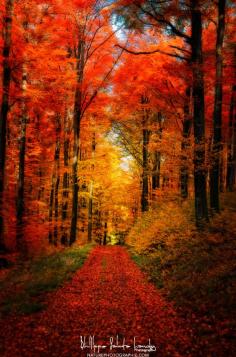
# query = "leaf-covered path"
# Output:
<box><xmin>0</xmin><ymin>247</ymin><xmax>194</xmax><ymax>356</ymax></box>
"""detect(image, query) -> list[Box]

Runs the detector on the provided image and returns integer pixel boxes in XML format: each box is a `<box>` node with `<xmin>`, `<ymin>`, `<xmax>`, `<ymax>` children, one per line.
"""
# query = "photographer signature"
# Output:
<box><xmin>80</xmin><ymin>335</ymin><xmax>157</xmax><ymax>353</ymax></box>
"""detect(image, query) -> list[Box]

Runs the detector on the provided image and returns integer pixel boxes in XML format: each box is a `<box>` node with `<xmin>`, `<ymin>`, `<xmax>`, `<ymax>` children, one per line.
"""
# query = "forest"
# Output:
<box><xmin>0</xmin><ymin>0</ymin><xmax>236</xmax><ymax>356</ymax></box>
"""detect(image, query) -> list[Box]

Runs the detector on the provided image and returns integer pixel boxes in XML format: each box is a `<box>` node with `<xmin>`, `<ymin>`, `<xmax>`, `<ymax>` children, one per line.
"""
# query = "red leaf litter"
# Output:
<box><xmin>0</xmin><ymin>247</ymin><xmax>195</xmax><ymax>356</ymax></box>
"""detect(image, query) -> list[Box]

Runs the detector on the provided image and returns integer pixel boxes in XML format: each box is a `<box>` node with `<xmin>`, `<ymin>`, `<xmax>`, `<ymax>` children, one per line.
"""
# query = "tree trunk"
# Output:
<box><xmin>103</xmin><ymin>221</ymin><xmax>107</xmax><ymax>246</ymax></box>
<box><xmin>141</xmin><ymin>96</ymin><xmax>150</xmax><ymax>212</ymax></box>
<box><xmin>48</xmin><ymin>117</ymin><xmax>61</xmax><ymax>244</ymax></box>
<box><xmin>16</xmin><ymin>66</ymin><xmax>27</xmax><ymax>253</ymax></box>
<box><xmin>53</xmin><ymin>117</ymin><xmax>61</xmax><ymax>246</ymax></box>
<box><xmin>61</xmin><ymin>137</ymin><xmax>70</xmax><ymax>245</ymax></box>
<box><xmin>180</xmin><ymin>87</ymin><xmax>192</xmax><ymax>199</ymax></box>
<box><xmin>142</xmin><ymin>128</ymin><xmax>149</xmax><ymax>211</ymax></box>
<box><xmin>87</xmin><ymin>182</ymin><xmax>93</xmax><ymax>242</ymax></box>
<box><xmin>191</xmin><ymin>1</ymin><xmax>208</xmax><ymax>226</ymax></box>
<box><xmin>96</xmin><ymin>207</ymin><xmax>102</xmax><ymax>245</ymax></box>
<box><xmin>53</xmin><ymin>178</ymin><xmax>60</xmax><ymax>245</ymax></box>
<box><xmin>227</xmin><ymin>83</ymin><xmax>236</xmax><ymax>191</ymax></box>
<box><xmin>152</xmin><ymin>112</ymin><xmax>163</xmax><ymax>192</ymax></box>
<box><xmin>36</xmin><ymin>115</ymin><xmax>45</xmax><ymax>207</ymax></box>
<box><xmin>70</xmin><ymin>38</ymin><xmax>85</xmax><ymax>245</ymax></box>
<box><xmin>210</xmin><ymin>0</ymin><xmax>226</xmax><ymax>212</ymax></box>
<box><xmin>48</xmin><ymin>179</ymin><xmax>54</xmax><ymax>244</ymax></box>
<box><xmin>88</xmin><ymin>133</ymin><xmax>96</xmax><ymax>242</ymax></box>
<box><xmin>0</xmin><ymin>0</ymin><xmax>14</xmax><ymax>251</ymax></box>
<box><xmin>53</xmin><ymin>168</ymin><xmax>60</xmax><ymax>246</ymax></box>
<box><xmin>152</xmin><ymin>151</ymin><xmax>161</xmax><ymax>190</ymax></box>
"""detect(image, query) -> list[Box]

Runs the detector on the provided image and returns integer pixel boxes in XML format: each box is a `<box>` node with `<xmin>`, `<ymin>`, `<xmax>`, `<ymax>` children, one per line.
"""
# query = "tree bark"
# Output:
<box><xmin>16</xmin><ymin>66</ymin><xmax>27</xmax><ymax>253</ymax></box>
<box><xmin>141</xmin><ymin>96</ymin><xmax>150</xmax><ymax>212</ymax></box>
<box><xmin>152</xmin><ymin>112</ymin><xmax>163</xmax><ymax>192</ymax></box>
<box><xmin>88</xmin><ymin>133</ymin><xmax>96</xmax><ymax>242</ymax></box>
<box><xmin>210</xmin><ymin>0</ymin><xmax>226</xmax><ymax>212</ymax></box>
<box><xmin>152</xmin><ymin>151</ymin><xmax>161</xmax><ymax>190</ymax></box>
<box><xmin>103</xmin><ymin>221</ymin><xmax>107</xmax><ymax>245</ymax></box>
<box><xmin>48</xmin><ymin>180</ymin><xmax>54</xmax><ymax>244</ymax></box>
<box><xmin>53</xmin><ymin>117</ymin><xmax>61</xmax><ymax>246</ymax></box>
<box><xmin>61</xmin><ymin>136</ymin><xmax>70</xmax><ymax>245</ymax></box>
<box><xmin>227</xmin><ymin>82</ymin><xmax>236</xmax><ymax>191</ymax></box>
<box><xmin>70</xmin><ymin>37</ymin><xmax>85</xmax><ymax>245</ymax></box>
<box><xmin>0</xmin><ymin>0</ymin><xmax>14</xmax><ymax>251</ymax></box>
<box><xmin>180</xmin><ymin>87</ymin><xmax>192</xmax><ymax>199</ymax></box>
<box><xmin>48</xmin><ymin>117</ymin><xmax>61</xmax><ymax>244</ymax></box>
<box><xmin>191</xmin><ymin>1</ymin><xmax>208</xmax><ymax>226</ymax></box>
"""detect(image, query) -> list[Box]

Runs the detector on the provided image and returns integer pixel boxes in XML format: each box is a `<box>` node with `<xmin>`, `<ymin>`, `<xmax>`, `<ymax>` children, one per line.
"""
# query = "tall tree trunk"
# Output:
<box><xmin>48</xmin><ymin>180</ymin><xmax>55</xmax><ymax>244</ymax></box>
<box><xmin>48</xmin><ymin>117</ymin><xmax>61</xmax><ymax>244</ymax></box>
<box><xmin>152</xmin><ymin>112</ymin><xmax>163</xmax><ymax>192</ymax></box>
<box><xmin>88</xmin><ymin>181</ymin><xmax>93</xmax><ymax>242</ymax></box>
<box><xmin>227</xmin><ymin>82</ymin><xmax>236</xmax><ymax>191</ymax></box>
<box><xmin>96</xmin><ymin>206</ymin><xmax>102</xmax><ymax>245</ymax></box>
<box><xmin>70</xmin><ymin>38</ymin><xmax>85</xmax><ymax>245</ymax></box>
<box><xmin>141</xmin><ymin>96</ymin><xmax>150</xmax><ymax>212</ymax></box>
<box><xmin>36</xmin><ymin>115</ymin><xmax>45</xmax><ymax>208</ymax></box>
<box><xmin>61</xmin><ymin>135</ymin><xmax>70</xmax><ymax>245</ymax></box>
<box><xmin>53</xmin><ymin>175</ymin><xmax>60</xmax><ymax>246</ymax></box>
<box><xmin>191</xmin><ymin>1</ymin><xmax>208</xmax><ymax>226</ymax></box>
<box><xmin>210</xmin><ymin>0</ymin><xmax>226</xmax><ymax>212</ymax></box>
<box><xmin>180</xmin><ymin>87</ymin><xmax>192</xmax><ymax>199</ymax></box>
<box><xmin>16</xmin><ymin>66</ymin><xmax>27</xmax><ymax>253</ymax></box>
<box><xmin>142</xmin><ymin>128</ymin><xmax>149</xmax><ymax>211</ymax></box>
<box><xmin>103</xmin><ymin>221</ymin><xmax>107</xmax><ymax>246</ymax></box>
<box><xmin>53</xmin><ymin>134</ymin><xmax>60</xmax><ymax>246</ymax></box>
<box><xmin>88</xmin><ymin>133</ymin><xmax>96</xmax><ymax>242</ymax></box>
<box><xmin>0</xmin><ymin>0</ymin><xmax>14</xmax><ymax>251</ymax></box>
<box><xmin>152</xmin><ymin>151</ymin><xmax>161</xmax><ymax>190</ymax></box>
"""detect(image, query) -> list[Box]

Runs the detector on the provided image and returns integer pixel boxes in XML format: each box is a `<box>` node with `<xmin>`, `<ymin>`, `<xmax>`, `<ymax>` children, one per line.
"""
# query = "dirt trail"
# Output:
<box><xmin>0</xmin><ymin>246</ymin><xmax>194</xmax><ymax>356</ymax></box>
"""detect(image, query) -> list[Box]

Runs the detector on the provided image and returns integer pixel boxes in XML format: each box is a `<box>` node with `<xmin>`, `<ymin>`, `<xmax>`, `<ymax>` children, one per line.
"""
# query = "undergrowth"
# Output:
<box><xmin>0</xmin><ymin>243</ymin><xmax>94</xmax><ymax>316</ymax></box>
<box><xmin>127</xmin><ymin>194</ymin><xmax>236</xmax><ymax>353</ymax></box>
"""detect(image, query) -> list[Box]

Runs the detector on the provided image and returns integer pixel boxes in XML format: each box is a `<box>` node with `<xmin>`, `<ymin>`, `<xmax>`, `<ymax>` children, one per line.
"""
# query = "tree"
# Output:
<box><xmin>191</xmin><ymin>0</ymin><xmax>208</xmax><ymax>225</ymax></box>
<box><xmin>0</xmin><ymin>0</ymin><xmax>14</xmax><ymax>251</ymax></box>
<box><xmin>227</xmin><ymin>79</ymin><xmax>236</xmax><ymax>191</ymax></box>
<box><xmin>180</xmin><ymin>87</ymin><xmax>192</xmax><ymax>199</ymax></box>
<box><xmin>210</xmin><ymin>0</ymin><xmax>226</xmax><ymax>212</ymax></box>
<box><xmin>88</xmin><ymin>132</ymin><xmax>96</xmax><ymax>242</ymax></box>
<box><xmin>68</xmin><ymin>0</ymin><xmax>124</xmax><ymax>245</ymax></box>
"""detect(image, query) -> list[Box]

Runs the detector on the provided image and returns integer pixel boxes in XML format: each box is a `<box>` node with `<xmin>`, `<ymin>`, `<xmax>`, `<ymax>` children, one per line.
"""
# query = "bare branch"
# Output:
<box><xmin>115</xmin><ymin>44</ymin><xmax>188</xmax><ymax>61</ymax></box>
<box><xmin>86</xmin><ymin>25</ymin><xmax>124</xmax><ymax>61</ymax></box>
<box><xmin>169</xmin><ymin>45</ymin><xmax>191</xmax><ymax>55</ymax></box>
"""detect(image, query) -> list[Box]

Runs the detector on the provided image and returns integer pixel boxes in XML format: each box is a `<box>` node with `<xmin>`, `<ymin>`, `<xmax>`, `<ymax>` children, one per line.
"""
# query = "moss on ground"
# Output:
<box><xmin>0</xmin><ymin>244</ymin><xmax>94</xmax><ymax>316</ymax></box>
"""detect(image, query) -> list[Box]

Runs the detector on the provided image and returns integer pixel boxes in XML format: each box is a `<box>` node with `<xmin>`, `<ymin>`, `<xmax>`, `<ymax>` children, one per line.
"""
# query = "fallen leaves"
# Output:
<box><xmin>0</xmin><ymin>246</ymin><xmax>194</xmax><ymax>356</ymax></box>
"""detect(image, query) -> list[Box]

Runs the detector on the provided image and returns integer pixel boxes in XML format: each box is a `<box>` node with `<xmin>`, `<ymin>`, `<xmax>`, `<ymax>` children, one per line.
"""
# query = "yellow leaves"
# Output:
<box><xmin>127</xmin><ymin>201</ymin><xmax>195</xmax><ymax>254</ymax></box>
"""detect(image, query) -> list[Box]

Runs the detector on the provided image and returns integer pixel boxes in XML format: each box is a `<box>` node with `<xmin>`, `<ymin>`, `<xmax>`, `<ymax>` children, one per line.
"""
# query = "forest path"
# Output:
<box><xmin>0</xmin><ymin>246</ymin><xmax>193</xmax><ymax>357</ymax></box>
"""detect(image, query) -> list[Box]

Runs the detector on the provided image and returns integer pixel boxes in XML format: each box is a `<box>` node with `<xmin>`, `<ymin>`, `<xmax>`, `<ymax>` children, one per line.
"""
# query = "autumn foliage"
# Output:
<box><xmin>0</xmin><ymin>1</ymin><xmax>236</xmax><ymax>354</ymax></box>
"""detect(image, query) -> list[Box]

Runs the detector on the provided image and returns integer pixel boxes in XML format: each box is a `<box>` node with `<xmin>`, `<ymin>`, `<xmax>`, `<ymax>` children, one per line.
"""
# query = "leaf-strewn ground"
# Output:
<box><xmin>0</xmin><ymin>246</ymin><xmax>195</xmax><ymax>356</ymax></box>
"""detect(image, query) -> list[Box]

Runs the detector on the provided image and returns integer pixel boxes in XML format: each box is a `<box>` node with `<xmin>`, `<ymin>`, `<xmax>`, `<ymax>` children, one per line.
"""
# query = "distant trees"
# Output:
<box><xmin>0</xmin><ymin>0</ymin><xmax>133</xmax><ymax>253</ymax></box>
<box><xmin>0</xmin><ymin>0</ymin><xmax>235</xmax><ymax>255</ymax></box>
<box><xmin>113</xmin><ymin>0</ymin><xmax>235</xmax><ymax>226</ymax></box>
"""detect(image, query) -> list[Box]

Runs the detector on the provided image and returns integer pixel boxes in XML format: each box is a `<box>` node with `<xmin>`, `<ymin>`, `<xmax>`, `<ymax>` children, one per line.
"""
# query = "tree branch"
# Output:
<box><xmin>81</xmin><ymin>47</ymin><xmax>125</xmax><ymax>117</ymax></box>
<box><xmin>115</xmin><ymin>44</ymin><xmax>188</xmax><ymax>61</ymax></box>
<box><xmin>134</xmin><ymin>3</ymin><xmax>191</xmax><ymax>43</ymax></box>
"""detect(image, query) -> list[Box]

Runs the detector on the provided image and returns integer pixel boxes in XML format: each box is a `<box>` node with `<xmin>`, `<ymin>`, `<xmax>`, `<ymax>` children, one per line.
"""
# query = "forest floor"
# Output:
<box><xmin>0</xmin><ymin>245</ymin><xmax>199</xmax><ymax>357</ymax></box>
<box><xmin>126</xmin><ymin>193</ymin><xmax>236</xmax><ymax>357</ymax></box>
